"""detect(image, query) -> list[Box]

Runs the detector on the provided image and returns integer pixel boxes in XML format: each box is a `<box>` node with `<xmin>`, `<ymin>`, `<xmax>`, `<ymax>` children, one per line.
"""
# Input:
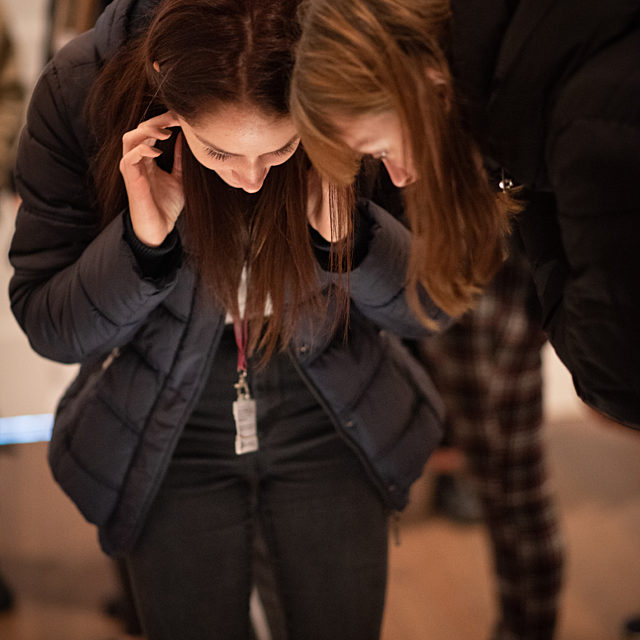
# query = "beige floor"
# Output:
<box><xmin>1</xmin><ymin>416</ymin><xmax>639</xmax><ymax>640</ymax></box>
<box><xmin>384</xmin><ymin>417</ymin><xmax>640</xmax><ymax>640</ymax></box>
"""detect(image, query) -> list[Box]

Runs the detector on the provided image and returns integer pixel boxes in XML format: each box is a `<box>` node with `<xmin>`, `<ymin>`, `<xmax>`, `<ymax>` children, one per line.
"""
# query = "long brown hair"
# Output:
<box><xmin>291</xmin><ymin>0</ymin><xmax>516</xmax><ymax>324</ymax></box>
<box><xmin>86</xmin><ymin>0</ymin><xmax>352</xmax><ymax>362</ymax></box>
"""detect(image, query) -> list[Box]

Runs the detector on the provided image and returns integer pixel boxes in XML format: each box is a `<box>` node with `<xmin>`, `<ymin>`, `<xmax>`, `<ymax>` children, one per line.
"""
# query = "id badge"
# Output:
<box><xmin>233</xmin><ymin>396</ymin><xmax>258</xmax><ymax>455</ymax></box>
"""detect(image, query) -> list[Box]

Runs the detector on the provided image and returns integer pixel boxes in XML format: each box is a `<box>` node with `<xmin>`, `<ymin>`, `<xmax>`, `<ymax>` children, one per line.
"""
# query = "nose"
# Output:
<box><xmin>232</xmin><ymin>162</ymin><xmax>268</xmax><ymax>193</ymax></box>
<box><xmin>382</xmin><ymin>158</ymin><xmax>415</xmax><ymax>188</ymax></box>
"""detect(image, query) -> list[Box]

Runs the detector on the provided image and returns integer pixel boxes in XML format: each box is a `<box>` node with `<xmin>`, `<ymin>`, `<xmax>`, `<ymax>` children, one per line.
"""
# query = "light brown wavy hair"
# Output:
<box><xmin>86</xmin><ymin>0</ymin><xmax>353</xmax><ymax>364</ymax></box>
<box><xmin>291</xmin><ymin>0</ymin><xmax>517</xmax><ymax>324</ymax></box>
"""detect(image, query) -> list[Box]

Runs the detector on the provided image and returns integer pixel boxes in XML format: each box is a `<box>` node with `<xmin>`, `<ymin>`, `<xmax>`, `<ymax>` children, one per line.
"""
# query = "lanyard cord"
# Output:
<box><xmin>233</xmin><ymin>262</ymin><xmax>251</xmax><ymax>398</ymax></box>
<box><xmin>232</xmin><ymin>316</ymin><xmax>251</xmax><ymax>400</ymax></box>
<box><xmin>233</xmin><ymin>316</ymin><xmax>248</xmax><ymax>373</ymax></box>
<box><xmin>231</xmin><ymin>313</ymin><xmax>257</xmax><ymax>454</ymax></box>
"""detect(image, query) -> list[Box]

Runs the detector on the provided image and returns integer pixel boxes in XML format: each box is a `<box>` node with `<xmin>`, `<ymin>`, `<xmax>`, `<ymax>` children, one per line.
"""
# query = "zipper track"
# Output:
<box><xmin>286</xmin><ymin>347</ymin><xmax>395</xmax><ymax>512</ymax></box>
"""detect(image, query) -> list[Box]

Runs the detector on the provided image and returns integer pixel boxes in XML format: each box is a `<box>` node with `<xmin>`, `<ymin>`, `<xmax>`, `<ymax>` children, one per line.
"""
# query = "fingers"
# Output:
<box><xmin>147</xmin><ymin>110</ymin><xmax>181</xmax><ymax>130</ymax></box>
<box><xmin>122</xmin><ymin>111</ymin><xmax>181</xmax><ymax>156</ymax></box>
<box><xmin>120</xmin><ymin>143</ymin><xmax>162</xmax><ymax>174</ymax></box>
<box><xmin>122</xmin><ymin>124</ymin><xmax>170</xmax><ymax>157</ymax></box>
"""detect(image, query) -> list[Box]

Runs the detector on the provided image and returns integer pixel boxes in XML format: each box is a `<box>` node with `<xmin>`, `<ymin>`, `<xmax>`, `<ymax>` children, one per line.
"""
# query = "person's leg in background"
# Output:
<box><xmin>419</xmin><ymin>249</ymin><xmax>564</xmax><ymax>640</ymax></box>
<box><xmin>252</xmin><ymin>523</ymin><xmax>287</xmax><ymax>639</ymax></box>
<box><xmin>624</xmin><ymin>616</ymin><xmax>640</xmax><ymax>639</ymax></box>
<box><xmin>428</xmin><ymin>429</ymin><xmax>484</xmax><ymax>525</ymax></box>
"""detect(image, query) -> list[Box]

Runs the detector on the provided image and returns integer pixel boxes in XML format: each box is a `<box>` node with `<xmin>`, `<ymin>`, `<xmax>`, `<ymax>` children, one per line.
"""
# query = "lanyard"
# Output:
<box><xmin>233</xmin><ymin>317</ymin><xmax>251</xmax><ymax>399</ymax></box>
<box><xmin>231</xmin><ymin>316</ymin><xmax>257</xmax><ymax>454</ymax></box>
<box><xmin>233</xmin><ymin>316</ymin><xmax>248</xmax><ymax>373</ymax></box>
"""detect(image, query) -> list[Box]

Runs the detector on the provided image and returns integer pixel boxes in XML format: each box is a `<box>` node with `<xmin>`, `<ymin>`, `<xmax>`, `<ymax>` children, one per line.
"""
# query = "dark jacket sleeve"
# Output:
<box><xmin>339</xmin><ymin>200</ymin><xmax>452</xmax><ymax>339</ymax></box>
<box><xmin>520</xmin><ymin>28</ymin><xmax>640</xmax><ymax>427</ymax></box>
<box><xmin>9</xmin><ymin>39</ymin><xmax>180</xmax><ymax>364</ymax></box>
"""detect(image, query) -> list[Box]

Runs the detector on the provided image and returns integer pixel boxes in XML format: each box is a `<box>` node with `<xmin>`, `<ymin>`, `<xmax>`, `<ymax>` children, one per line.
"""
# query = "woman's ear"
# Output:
<box><xmin>424</xmin><ymin>67</ymin><xmax>452</xmax><ymax>110</ymax></box>
<box><xmin>425</xmin><ymin>67</ymin><xmax>447</xmax><ymax>87</ymax></box>
<box><xmin>153</xmin><ymin>61</ymin><xmax>161</xmax><ymax>73</ymax></box>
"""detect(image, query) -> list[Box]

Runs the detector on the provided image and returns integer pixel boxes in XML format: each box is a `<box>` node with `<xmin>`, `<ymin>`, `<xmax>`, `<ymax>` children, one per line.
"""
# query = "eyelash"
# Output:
<box><xmin>203</xmin><ymin>140</ymin><xmax>298</xmax><ymax>162</ymax></box>
<box><xmin>205</xmin><ymin>148</ymin><xmax>230</xmax><ymax>161</ymax></box>
<box><xmin>271</xmin><ymin>141</ymin><xmax>298</xmax><ymax>158</ymax></box>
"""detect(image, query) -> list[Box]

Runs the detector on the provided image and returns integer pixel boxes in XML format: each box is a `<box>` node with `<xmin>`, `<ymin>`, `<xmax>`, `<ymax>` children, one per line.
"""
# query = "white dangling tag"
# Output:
<box><xmin>233</xmin><ymin>370</ymin><xmax>258</xmax><ymax>455</ymax></box>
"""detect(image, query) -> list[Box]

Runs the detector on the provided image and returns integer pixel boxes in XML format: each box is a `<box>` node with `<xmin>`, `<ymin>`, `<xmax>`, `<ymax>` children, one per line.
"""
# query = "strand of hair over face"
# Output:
<box><xmin>292</xmin><ymin>0</ymin><xmax>516</xmax><ymax>325</ymax></box>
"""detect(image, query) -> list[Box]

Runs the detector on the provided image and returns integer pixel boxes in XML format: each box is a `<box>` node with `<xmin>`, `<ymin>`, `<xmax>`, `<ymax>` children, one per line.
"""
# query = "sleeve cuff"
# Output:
<box><xmin>310</xmin><ymin>202</ymin><xmax>373</xmax><ymax>271</ymax></box>
<box><xmin>122</xmin><ymin>208</ymin><xmax>182</xmax><ymax>280</ymax></box>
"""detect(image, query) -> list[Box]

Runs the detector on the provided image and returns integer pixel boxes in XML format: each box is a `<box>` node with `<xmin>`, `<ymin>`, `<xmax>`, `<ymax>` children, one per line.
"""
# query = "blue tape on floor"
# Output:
<box><xmin>0</xmin><ymin>414</ymin><xmax>54</xmax><ymax>445</ymax></box>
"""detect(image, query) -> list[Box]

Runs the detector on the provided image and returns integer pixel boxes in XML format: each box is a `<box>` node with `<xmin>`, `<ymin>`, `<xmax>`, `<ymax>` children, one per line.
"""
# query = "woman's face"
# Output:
<box><xmin>334</xmin><ymin>110</ymin><xmax>416</xmax><ymax>188</ymax></box>
<box><xmin>178</xmin><ymin>104</ymin><xmax>300</xmax><ymax>193</ymax></box>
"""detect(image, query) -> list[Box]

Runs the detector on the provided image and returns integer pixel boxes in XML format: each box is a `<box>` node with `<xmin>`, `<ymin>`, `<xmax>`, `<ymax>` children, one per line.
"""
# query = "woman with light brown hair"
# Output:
<box><xmin>291</xmin><ymin>5</ymin><xmax>563</xmax><ymax>640</ymax></box>
<box><xmin>290</xmin><ymin>0</ymin><xmax>515</xmax><ymax>326</ymax></box>
<box><xmin>291</xmin><ymin>0</ymin><xmax>640</xmax><ymax>428</ymax></box>
<box><xmin>292</xmin><ymin>1</ymin><xmax>640</xmax><ymax>639</ymax></box>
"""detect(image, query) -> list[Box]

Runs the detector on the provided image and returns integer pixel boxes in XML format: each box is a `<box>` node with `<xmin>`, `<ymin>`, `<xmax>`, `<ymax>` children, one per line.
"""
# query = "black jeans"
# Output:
<box><xmin>125</xmin><ymin>327</ymin><xmax>389</xmax><ymax>640</ymax></box>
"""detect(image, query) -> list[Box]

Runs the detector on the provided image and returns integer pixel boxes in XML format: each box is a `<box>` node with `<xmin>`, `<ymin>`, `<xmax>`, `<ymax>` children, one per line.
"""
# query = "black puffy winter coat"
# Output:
<box><xmin>9</xmin><ymin>0</ymin><xmax>447</xmax><ymax>554</ymax></box>
<box><xmin>451</xmin><ymin>0</ymin><xmax>640</xmax><ymax>426</ymax></box>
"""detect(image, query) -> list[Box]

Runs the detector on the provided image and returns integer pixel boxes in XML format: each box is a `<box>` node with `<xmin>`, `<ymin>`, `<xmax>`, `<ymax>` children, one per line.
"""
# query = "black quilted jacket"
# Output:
<box><xmin>451</xmin><ymin>0</ymin><xmax>640</xmax><ymax>426</ymax></box>
<box><xmin>9</xmin><ymin>0</ymin><xmax>447</xmax><ymax>555</ymax></box>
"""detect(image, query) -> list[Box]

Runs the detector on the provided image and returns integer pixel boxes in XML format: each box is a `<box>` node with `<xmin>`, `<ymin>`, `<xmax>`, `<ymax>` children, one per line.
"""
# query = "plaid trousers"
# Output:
<box><xmin>418</xmin><ymin>250</ymin><xmax>564</xmax><ymax>640</ymax></box>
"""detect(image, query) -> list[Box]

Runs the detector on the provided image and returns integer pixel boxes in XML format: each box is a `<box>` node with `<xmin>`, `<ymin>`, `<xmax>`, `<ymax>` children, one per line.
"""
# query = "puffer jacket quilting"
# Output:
<box><xmin>10</xmin><ymin>0</ymin><xmax>447</xmax><ymax>555</ymax></box>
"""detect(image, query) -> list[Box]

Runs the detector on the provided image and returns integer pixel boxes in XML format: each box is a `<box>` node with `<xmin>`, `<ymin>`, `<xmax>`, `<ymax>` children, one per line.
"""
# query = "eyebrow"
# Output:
<box><xmin>192</xmin><ymin>132</ymin><xmax>300</xmax><ymax>157</ymax></box>
<box><xmin>352</xmin><ymin>136</ymin><xmax>376</xmax><ymax>148</ymax></box>
<box><xmin>346</xmin><ymin>138</ymin><xmax>383</xmax><ymax>155</ymax></box>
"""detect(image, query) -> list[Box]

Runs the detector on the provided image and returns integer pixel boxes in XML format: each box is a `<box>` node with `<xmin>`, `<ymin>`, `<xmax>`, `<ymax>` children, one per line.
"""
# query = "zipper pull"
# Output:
<box><xmin>499</xmin><ymin>168</ymin><xmax>515</xmax><ymax>192</ymax></box>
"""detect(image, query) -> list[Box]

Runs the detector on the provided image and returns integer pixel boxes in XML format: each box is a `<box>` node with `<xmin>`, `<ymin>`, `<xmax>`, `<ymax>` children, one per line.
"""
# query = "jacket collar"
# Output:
<box><xmin>452</xmin><ymin>0</ymin><xmax>640</xmax><ymax>186</ymax></box>
<box><xmin>93</xmin><ymin>0</ymin><xmax>160</xmax><ymax>61</ymax></box>
<box><xmin>492</xmin><ymin>0</ymin><xmax>556</xmax><ymax>82</ymax></box>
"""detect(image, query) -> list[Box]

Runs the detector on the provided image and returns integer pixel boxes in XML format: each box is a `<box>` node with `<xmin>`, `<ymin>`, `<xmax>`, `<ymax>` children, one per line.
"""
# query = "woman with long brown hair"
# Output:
<box><xmin>8</xmin><ymin>0</ymin><xmax>449</xmax><ymax>637</ymax></box>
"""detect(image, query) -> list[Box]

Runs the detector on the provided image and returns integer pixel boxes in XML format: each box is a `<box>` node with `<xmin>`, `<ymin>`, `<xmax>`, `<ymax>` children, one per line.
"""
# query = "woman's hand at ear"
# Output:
<box><xmin>120</xmin><ymin>111</ymin><xmax>184</xmax><ymax>247</ymax></box>
<box><xmin>306</xmin><ymin>169</ymin><xmax>348</xmax><ymax>243</ymax></box>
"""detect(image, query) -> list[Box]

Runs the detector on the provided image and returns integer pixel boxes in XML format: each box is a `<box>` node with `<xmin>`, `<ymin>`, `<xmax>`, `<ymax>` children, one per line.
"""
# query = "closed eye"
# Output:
<box><xmin>205</xmin><ymin>147</ymin><xmax>231</xmax><ymax>161</ymax></box>
<box><xmin>203</xmin><ymin>138</ymin><xmax>299</xmax><ymax>162</ymax></box>
<box><xmin>270</xmin><ymin>139</ymin><xmax>299</xmax><ymax>158</ymax></box>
